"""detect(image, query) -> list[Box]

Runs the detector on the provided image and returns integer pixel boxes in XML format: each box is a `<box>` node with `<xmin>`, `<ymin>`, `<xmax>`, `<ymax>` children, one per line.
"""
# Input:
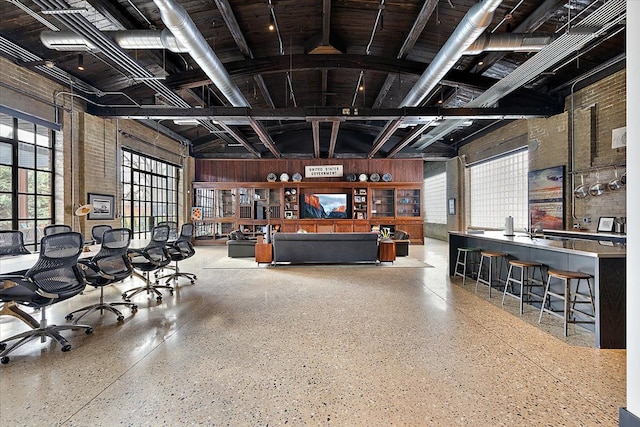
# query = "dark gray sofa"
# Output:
<box><xmin>272</xmin><ymin>232</ymin><xmax>378</xmax><ymax>264</ymax></box>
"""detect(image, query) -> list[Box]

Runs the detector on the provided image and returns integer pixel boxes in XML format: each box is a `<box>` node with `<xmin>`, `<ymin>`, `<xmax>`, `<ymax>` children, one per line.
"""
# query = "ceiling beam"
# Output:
<box><xmin>248</xmin><ymin>118</ymin><xmax>282</xmax><ymax>158</ymax></box>
<box><xmin>88</xmin><ymin>105</ymin><xmax>561</xmax><ymax>121</ymax></box>
<box><xmin>312</xmin><ymin>121</ymin><xmax>320</xmax><ymax>158</ymax></box>
<box><xmin>328</xmin><ymin>120</ymin><xmax>340</xmax><ymax>158</ymax></box>
<box><xmin>166</xmin><ymin>54</ymin><xmax>428</xmax><ymax>88</ymax></box>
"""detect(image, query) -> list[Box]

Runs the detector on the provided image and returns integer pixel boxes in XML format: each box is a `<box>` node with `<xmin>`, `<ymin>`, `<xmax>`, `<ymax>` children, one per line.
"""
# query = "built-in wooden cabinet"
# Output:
<box><xmin>192</xmin><ymin>182</ymin><xmax>423</xmax><ymax>243</ymax></box>
<box><xmin>370</xmin><ymin>188</ymin><xmax>395</xmax><ymax>218</ymax></box>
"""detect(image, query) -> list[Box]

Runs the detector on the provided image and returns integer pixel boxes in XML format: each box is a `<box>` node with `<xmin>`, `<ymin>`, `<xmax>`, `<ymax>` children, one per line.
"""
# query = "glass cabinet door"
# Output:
<box><xmin>217</xmin><ymin>189</ymin><xmax>235</xmax><ymax>218</ymax></box>
<box><xmin>396</xmin><ymin>189</ymin><xmax>421</xmax><ymax>217</ymax></box>
<box><xmin>371</xmin><ymin>189</ymin><xmax>395</xmax><ymax>218</ymax></box>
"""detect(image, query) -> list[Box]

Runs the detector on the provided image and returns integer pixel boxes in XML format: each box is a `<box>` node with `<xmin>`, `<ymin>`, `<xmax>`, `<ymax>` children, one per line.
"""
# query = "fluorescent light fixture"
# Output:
<box><xmin>173</xmin><ymin>119</ymin><xmax>200</xmax><ymax>125</ymax></box>
<box><xmin>42</xmin><ymin>8</ymin><xmax>88</xmax><ymax>15</ymax></box>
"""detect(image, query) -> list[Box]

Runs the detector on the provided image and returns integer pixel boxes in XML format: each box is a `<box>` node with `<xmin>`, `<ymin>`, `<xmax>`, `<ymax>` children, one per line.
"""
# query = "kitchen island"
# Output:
<box><xmin>449</xmin><ymin>230</ymin><xmax>626</xmax><ymax>349</ymax></box>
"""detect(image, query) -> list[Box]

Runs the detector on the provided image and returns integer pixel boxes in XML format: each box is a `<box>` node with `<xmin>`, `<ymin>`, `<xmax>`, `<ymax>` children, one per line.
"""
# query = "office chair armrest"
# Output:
<box><xmin>1</xmin><ymin>274</ymin><xmax>26</xmax><ymax>289</ymax></box>
<box><xmin>0</xmin><ymin>274</ymin><xmax>26</xmax><ymax>281</ymax></box>
<box><xmin>128</xmin><ymin>248</ymin><xmax>168</xmax><ymax>267</ymax></box>
<box><xmin>0</xmin><ymin>275</ymin><xmax>60</xmax><ymax>299</ymax></box>
<box><xmin>77</xmin><ymin>259</ymin><xmax>115</xmax><ymax>281</ymax></box>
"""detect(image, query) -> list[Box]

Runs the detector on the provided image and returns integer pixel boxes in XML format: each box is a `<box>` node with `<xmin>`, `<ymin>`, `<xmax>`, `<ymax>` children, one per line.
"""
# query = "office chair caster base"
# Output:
<box><xmin>61</xmin><ymin>344</ymin><xmax>71</xmax><ymax>352</ymax></box>
<box><xmin>1</xmin><ymin>356</ymin><xmax>9</xmax><ymax>364</ymax></box>
<box><xmin>117</xmin><ymin>315</ymin><xmax>125</xmax><ymax>321</ymax></box>
<box><xmin>65</xmin><ymin>314</ymin><xmax>73</xmax><ymax>320</ymax></box>
<box><xmin>0</xmin><ymin>343</ymin><xmax>6</xmax><ymax>351</ymax></box>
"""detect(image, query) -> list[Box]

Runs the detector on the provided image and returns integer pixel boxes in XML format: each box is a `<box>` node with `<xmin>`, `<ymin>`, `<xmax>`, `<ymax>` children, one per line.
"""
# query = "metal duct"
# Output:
<box><xmin>401</xmin><ymin>0</ymin><xmax>503</xmax><ymax>107</ymax></box>
<box><xmin>413</xmin><ymin>0</ymin><xmax>626</xmax><ymax>150</ymax></box>
<box><xmin>464</xmin><ymin>33</ymin><xmax>556</xmax><ymax>55</ymax></box>
<box><xmin>369</xmin><ymin>0</ymin><xmax>503</xmax><ymax>157</ymax></box>
<box><xmin>152</xmin><ymin>0</ymin><xmax>249</xmax><ymax>108</ymax></box>
<box><xmin>40</xmin><ymin>30</ymin><xmax>190</xmax><ymax>52</ymax></box>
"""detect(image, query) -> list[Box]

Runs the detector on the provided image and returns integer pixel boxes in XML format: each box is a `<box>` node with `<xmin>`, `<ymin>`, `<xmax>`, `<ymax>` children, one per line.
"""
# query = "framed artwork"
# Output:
<box><xmin>528</xmin><ymin>165</ymin><xmax>565</xmax><ymax>230</ymax></box>
<box><xmin>191</xmin><ymin>207</ymin><xmax>202</xmax><ymax>221</ymax></box>
<box><xmin>87</xmin><ymin>193</ymin><xmax>115</xmax><ymax>220</ymax></box>
<box><xmin>597</xmin><ymin>217</ymin><xmax>615</xmax><ymax>232</ymax></box>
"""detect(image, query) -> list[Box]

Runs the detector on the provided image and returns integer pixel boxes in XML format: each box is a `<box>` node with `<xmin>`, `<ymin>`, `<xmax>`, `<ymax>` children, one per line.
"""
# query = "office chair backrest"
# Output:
<box><xmin>26</xmin><ymin>232</ymin><xmax>84</xmax><ymax>297</ymax></box>
<box><xmin>174</xmin><ymin>223</ymin><xmax>195</xmax><ymax>257</ymax></box>
<box><xmin>44</xmin><ymin>224</ymin><xmax>72</xmax><ymax>236</ymax></box>
<box><xmin>158</xmin><ymin>221</ymin><xmax>178</xmax><ymax>240</ymax></box>
<box><xmin>0</xmin><ymin>230</ymin><xmax>31</xmax><ymax>256</ymax></box>
<box><xmin>93</xmin><ymin>228</ymin><xmax>133</xmax><ymax>278</ymax></box>
<box><xmin>144</xmin><ymin>225</ymin><xmax>170</xmax><ymax>264</ymax></box>
<box><xmin>91</xmin><ymin>224</ymin><xmax>113</xmax><ymax>244</ymax></box>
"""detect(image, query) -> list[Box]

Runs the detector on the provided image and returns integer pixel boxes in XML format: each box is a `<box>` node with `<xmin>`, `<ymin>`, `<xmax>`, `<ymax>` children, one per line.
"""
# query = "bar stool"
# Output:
<box><xmin>538</xmin><ymin>269</ymin><xmax>595</xmax><ymax>336</ymax></box>
<box><xmin>502</xmin><ymin>259</ymin><xmax>546</xmax><ymax>314</ymax></box>
<box><xmin>453</xmin><ymin>247</ymin><xmax>480</xmax><ymax>286</ymax></box>
<box><xmin>475</xmin><ymin>251</ymin><xmax>509</xmax><ymax>298</ymax></box>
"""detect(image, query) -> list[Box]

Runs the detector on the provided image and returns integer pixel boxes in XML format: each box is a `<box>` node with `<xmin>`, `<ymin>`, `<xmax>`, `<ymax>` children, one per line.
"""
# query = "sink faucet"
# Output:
<box><xmin>523</xmin><ymin>227</ymin><xmax>541</xmax><ymax>239</ymax></box>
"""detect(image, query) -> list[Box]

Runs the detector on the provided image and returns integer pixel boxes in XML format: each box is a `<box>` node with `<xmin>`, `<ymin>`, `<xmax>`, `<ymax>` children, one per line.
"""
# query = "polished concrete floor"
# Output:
<box><xmin>0</xmin><ymin>238</ymin><xmax>626</xmax><ymax>426</ymax></box>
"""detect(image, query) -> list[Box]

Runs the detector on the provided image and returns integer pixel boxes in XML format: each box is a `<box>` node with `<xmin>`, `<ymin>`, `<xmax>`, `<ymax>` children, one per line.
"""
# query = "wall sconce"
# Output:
<box><xmin>268</xmin><ymin>16</ymin><xmax>275</xmax><ymax>31</ymax></box>
<box><xmin>77</xmin><ymin>54</ymin><xmax>84</xmax><ymax>71</ymax></box>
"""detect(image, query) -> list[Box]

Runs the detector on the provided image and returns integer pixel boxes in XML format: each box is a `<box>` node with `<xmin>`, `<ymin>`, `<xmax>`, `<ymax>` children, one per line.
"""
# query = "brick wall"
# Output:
<box><xmin>1</xmin><ymin>56</ymin><xmax>192</xmax><ymax>239</ymax></box>
<box><xmin>447</xmin><ymin>69</ymin><xmax>627</xmax><ymax>233</ymax></box>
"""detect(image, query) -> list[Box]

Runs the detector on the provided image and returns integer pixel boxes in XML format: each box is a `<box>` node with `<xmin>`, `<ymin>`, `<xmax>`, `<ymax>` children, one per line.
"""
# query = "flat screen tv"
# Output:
<box><xmin>302</xmin><ymin>193</ymin><xmax>349</xmax><ymax>219</ymax></box>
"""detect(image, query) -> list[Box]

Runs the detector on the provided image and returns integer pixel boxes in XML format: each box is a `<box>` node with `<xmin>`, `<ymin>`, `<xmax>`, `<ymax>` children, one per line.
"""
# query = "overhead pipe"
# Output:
<box><xmin>41</xmin><ymin>30</ymin><xmax>190</xmax><ymax>52</ymax></box>
<box><xmin>369</xmin><ymin>0</ymin><xmax>503</xmax><ymax>157</ymax></box>
<box><xmin>401</xmin><ymin>0</ymin><xmax>503</xmax><ymax>107</ymax></box>
<box><xmin>152</xmin><ymin>0</ymin><xmax>249</xmax><ymax>108</ymax></box>
<box><xmin>463</xmin><ymin>33</ymin><xmax>556</xmax><ymax>55</ymax></box>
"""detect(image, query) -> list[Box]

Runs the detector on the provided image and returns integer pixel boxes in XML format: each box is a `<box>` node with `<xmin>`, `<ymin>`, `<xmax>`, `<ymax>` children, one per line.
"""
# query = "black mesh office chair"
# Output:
<box><xmin>158</xmin><ymin>223</ymin><xmax>197</xmax><ymax>285</ymax></box>
<box><xmin>65</xmin><ymin>228</ymin><xmax>137</xmax><ymax>323</ymax></box>
<box><xmin>0</xmin><ymin>232</ymin><xmax>93</xmax><ymax>364</ymax></box>
<box><xmin>0</xmin><ymin>230</ymin><xmax>31</xmax><ymax>256</ymax></box>
<box><xmin>0</xmin><ymin>230</ymin><xmax>39</xmax><ymax>330</ymax></box>
<box><xmin>91</xmin><ymin>224</ymin><xmax>113</xmax><ymax>245</ymax></box>
<box><xmin>44</xmin><ymin>224</ymin><xmax>72</xmax><ymax>236</ymax></box>
<box><xmin>122</xmin><ymin>225</ymin><xmax>173</xmax><ymax>303</ymax></box>
<box><xmin>157</xmin><ymin>221</ymin><xmax>178</xmax><ymax>241</ymax></box>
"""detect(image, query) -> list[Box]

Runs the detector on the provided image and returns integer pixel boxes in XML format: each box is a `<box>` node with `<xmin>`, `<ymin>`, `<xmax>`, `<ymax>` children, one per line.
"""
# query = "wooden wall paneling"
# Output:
<box><xmin>195</xmin><ymin>159</ymin><xmax>423</xmax><ymax>183</ymax></box>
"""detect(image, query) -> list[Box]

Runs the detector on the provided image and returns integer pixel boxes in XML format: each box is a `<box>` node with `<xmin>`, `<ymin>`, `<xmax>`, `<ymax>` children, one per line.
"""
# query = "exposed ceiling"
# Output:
<box><xmin>0</xmin><ymin>0</ymin><xmax>626</xmax><ymax>160</ymax></box>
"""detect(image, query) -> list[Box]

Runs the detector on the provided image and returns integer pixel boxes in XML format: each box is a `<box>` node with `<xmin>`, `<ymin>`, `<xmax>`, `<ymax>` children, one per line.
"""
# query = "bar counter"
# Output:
<box><xmin>449</xmin><ymin>230</ymin><xmax>626</xmax><ymax>349</ymax></box>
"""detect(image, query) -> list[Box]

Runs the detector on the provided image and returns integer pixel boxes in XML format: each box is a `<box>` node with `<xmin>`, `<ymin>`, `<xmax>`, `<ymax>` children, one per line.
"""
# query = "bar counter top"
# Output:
<box><xmin>448</xmin><ymin>230</ymin><xmax>626</xmax><ymax>348</ymax></box>
<box><xmin>449</xmin><ymin>230</ymin><xmax>626</xmax><ymax>259</ymax></box>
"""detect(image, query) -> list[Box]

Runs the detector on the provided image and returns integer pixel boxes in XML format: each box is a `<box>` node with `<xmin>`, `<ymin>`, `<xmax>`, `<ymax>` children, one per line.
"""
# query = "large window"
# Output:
<box><xmin>468</xmin><ymin>150</ymin><xmax>528</xmax><ymax>230</ymax></box>
<box><xmin>121</xmin><ymin>150</ymin><xmax>179</xmax><ymax>240</ymax></box>
<box><xmin>423</xmin><ymin>172</ymin><xmax>447</xmax><ymax>224</ymax></box>
<box><xmin>0</xmin><ymin>113</ymin><xmax>55</xmax><ymax>250</ymax></box>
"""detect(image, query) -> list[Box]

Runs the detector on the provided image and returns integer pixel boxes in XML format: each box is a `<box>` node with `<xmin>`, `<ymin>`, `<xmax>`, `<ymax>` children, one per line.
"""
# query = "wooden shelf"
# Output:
<box><xmin>192</xmin><ymin>181</ymin><xmax>423</xmax><ymax>243</ymax></box>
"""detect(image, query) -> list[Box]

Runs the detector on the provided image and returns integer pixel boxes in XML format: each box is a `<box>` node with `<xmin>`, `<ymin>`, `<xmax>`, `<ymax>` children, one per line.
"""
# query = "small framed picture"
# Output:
<box><xmin>285</xmin><ymin>211</ymin><xmax>293</xmax><ymax>219</ymax></box>
<box><xmin>359</xmin><ymin>189</ymin><xmax>367</xmax><ymax>195</ymax></box>
<box><xmin>354</xmin><ymin>195</ymin><xmax>361</xmax><ymax>203</ymax></box>
<box><xmin>597</xmin><ymin>216</ymin><xmax>615</xmax><ymax>232</ymax></box>
<box><xmin>88</xmin><ymin>193</ymin><xmax>115</xmax><ymax>220</ymax></box>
